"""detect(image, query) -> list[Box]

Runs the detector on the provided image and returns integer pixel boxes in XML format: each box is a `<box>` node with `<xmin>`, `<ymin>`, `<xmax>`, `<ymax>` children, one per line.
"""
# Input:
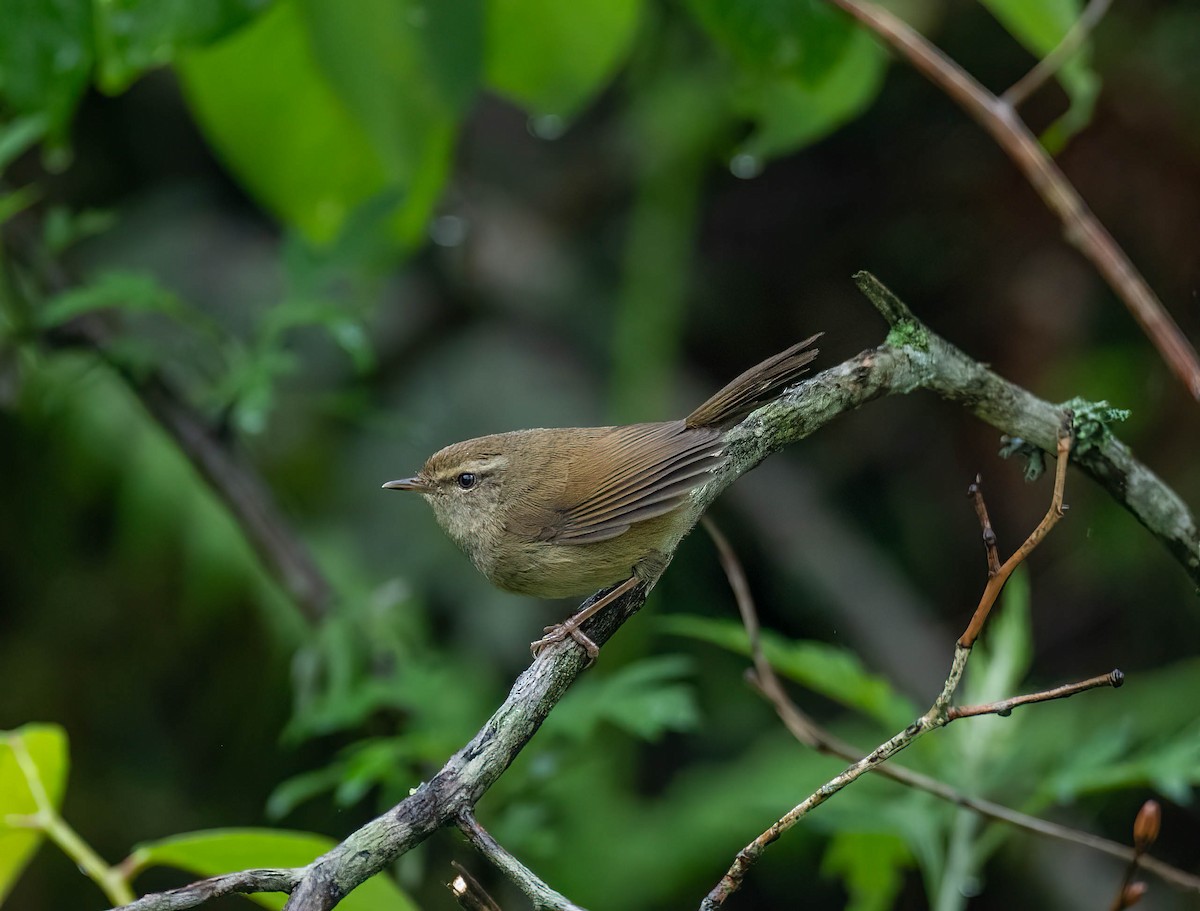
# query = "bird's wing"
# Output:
<box><xmin>504</xmin><ymin>422</ymin><xmax>723</xmax><ymax>545</ymax></box>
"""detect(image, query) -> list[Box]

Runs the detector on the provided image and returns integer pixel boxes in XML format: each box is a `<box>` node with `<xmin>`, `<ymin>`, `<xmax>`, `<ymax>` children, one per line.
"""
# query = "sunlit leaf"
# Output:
<box><xmin>127</xmin><ymin>829</ymin><xmax>417</xmax><ymax>911</ymax></box>
<box><xmin>176</xmin><ymin>1</ymin><xmax>393</xmax><ymax>245</ymax></box>
<box><xmin>294</xmin><ymin>0</ymin><xmax>478</xmax><ymax>242</ymax></box>
<box><xmin>0</xmin><ymin>724</ymin><xmax>69</xmax><ymax>906</ymax></box>
<box><xmin>485</xmin><ymin>0</ymin><xmax>643</xmax><ymax>117</ymax></box>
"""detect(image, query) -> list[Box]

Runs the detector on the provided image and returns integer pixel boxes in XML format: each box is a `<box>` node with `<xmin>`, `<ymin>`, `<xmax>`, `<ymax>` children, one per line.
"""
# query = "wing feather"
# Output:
<box><xmin>505</xmin><ymin>421</ymin><xmax>722</xmax><ymax>545</ymax></box>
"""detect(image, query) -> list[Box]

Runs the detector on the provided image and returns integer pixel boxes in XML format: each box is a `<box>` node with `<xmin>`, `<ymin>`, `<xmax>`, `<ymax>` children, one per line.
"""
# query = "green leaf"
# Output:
<box><xmin>1043</xmin><ymin>721</ymin><xmax>1200</xmax><ymax>803</ymax></box>
<box><xmin>36</xmin><ymin>269</ymin><xmax>187</xmax><ymax>329</ymax></box>
<box><xmin>176</xmin><ymin>1</ymin><xmax>393</xmax><ymax>245</ymax></box>
<box><xmin>0</xmin><ymin>724</ymin><xmax>70</xmax><ymax>906</ymax></box>
<box><xmin>0</xmin><ymin>0</ymin><xmax>92</xmax><ymax>145</ymax></box>
<box><xmin>821</xmin><ymin>831</ymin><xmax>912</xmax><ymax>911</ymax></box>
<box><xmin>543</xmin><ymin>655</ymin><xmax>702</xmax><ymax>742</ymax></box>
<box><xmin>0</xmin><ymin>186</ymin><xmax>40</xmax><ymax>227</ymax></box>
<box><xmin>484</xmin><ymin>0</ymin><xmax>643</xmax><ymax>117</ymax></box>
<box><xmin>686</xmin><ymin>0</ymin><xmax>856</xmax><ymax>84</ymax></box>
<box><xmin>294</xmin><ymin>0</ymin><xmax>478</xmax><ymax>242</ymax></box>
<box><xmin>732</xmin><ymin>26</ymin><xmax>888</xmax><ymax>161</ymax></box>
<box><xmin>92</xmin><ymin>0</ymin><xmax>271</xmax><ymax>94</ymax></box>
<box><xmin>657</xmin><ymin>615</ymin><xmax>916</xmax><ymax>730</ymax></box>
<box><xmin>981</xmin><ymin>0</ymin><xmax>1100</xmax><ymax>151</ymax></box>
<box><xmin>42</xmin><ymin>205</ymin><xmax>118</xmax><ymax>254</ymax></box>
<box><xmin>128</xmin><ymin>829</ymin><xmax>417</xmax><ymax>911</ymax></box>
<box><xmin>0</xmin><ymin>113</ymin><xmax>48</xmax><ymax>174</ymax></box>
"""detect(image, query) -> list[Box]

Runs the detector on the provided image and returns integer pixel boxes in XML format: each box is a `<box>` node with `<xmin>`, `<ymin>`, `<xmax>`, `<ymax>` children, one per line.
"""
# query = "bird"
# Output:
<box><xmin>384</xmin><ymin>335</ymin><xmax>820</xmax><ymax>659</ymax></box>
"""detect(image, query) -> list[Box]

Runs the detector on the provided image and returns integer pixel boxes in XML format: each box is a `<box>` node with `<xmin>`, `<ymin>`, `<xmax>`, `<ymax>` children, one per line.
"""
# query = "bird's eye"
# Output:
<box><xmin>456</xmin><ymin>472</ymin><xmax>477</xmax><ymax>490</ymax></box>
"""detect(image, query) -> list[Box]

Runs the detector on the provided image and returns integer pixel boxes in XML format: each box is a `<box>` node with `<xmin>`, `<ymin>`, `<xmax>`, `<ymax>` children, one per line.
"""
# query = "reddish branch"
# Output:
<box><xmin>959</xmin><ymin>428</ymin><xmax>1070</xmax><ymax>647</ymax></box>
<box><xmin>825</xmin><ymin>0</ymin><xmax>1200</xmax><ymax>400</ymax></box>
<box><xmin>700</xmin><ymin>423</ymin><xmax>1179</xmax><ymax>909</ymax></box>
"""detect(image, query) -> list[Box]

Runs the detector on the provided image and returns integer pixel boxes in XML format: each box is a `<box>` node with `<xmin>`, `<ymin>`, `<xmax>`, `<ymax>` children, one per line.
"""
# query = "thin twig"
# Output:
<box><xmin>968</xmin><ymin>474</ymin><xmax>1001</xmax><ymax>577</ymax></box>
<box><xmin>456</xmin><ymin>811</ymin><xmax>588</xmax><ymax>911</ymax></box>
<box><xmin>741</xmin><ymin>672</ymin><xmax>1200</xmax><ymax>893</ymax></box>
<box><xmin>1003</xmin><ymin>0</ymin><xmax>1115</xmax><ymax>108</ymax></box>
<box><xmin>702</xmin><ymin>429</ymin><xmax>1111</xmax><ymax>910</ymax></box>
<box><xmin>112</xmin><ymin>870</ymin><xmax>301</xmax><ymax>911</ymax></box>
<box><xmin>959</xmin><ymin>422</ymin><xmax>1071</xmax><ymax>648</ymax></box>
<box><xmin>946</xmin><ymin>669</ymin><xmax>1124</xmax><ymax>720</ymax></box>
<box><xmin>825</xmin><ymin>0</ymin><xmax>1200</xmax><ymax>400</ymax></box>
<box><xmin>703</xmin><ymin>519</ymin><xmax>1200</xmax><ymax>892</ymax></box>
<box><xmin>448</xmin><ymin>862</ymin><xmax>504</xmax><ymax>911</ymax></box>
<box><xmin>115</xmin><ymin>278</ymin><xmax>1200</xmax><ymax>911</ymax></box>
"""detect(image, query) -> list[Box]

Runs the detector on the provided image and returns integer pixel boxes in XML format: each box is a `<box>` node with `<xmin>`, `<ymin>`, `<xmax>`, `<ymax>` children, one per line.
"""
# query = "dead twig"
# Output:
<box><xmin>959</xmin><ymin>426</ymin><xmax>1070</xmax><ymax>648</ymax></box>
<box><xmin>968</xmin><ymin>474</ymin><xmax>1001</xmax><ymax>577</ymax></box>
<box><xmin>1002</xmin><ymin>0</ymin><xmax>1115</xmax><ymax>108</ymax></box>
<box><xmin>824</xmin><ymin>0</ymin><xmax>1200</xmax><ymax>400</ymax></box>
<box><xmin>701</xmin><ymin>424</ymin><xmax>1143</xmax><ymax>909</ymax></box>
<box><xmin>946</xmin><ymin>669</ymin><xmax>1123</xmax><ymax>720</ymax></box>
<box><xmin>456</xmin><ymin>811</ymin><xmax>587</xmax><ymax>911</ymax></box>
<box><xmin>448</xmin><ymin>862</ymin><xmax>504</xmax><ymax>911</ymax></box>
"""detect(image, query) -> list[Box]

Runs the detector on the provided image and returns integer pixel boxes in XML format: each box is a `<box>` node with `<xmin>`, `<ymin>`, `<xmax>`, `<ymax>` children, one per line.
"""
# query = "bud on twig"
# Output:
<box><xmin>1133</xmin><ymin>800</ymin><xmax>1161</xmax><ymax>852</ymax></box>
<box><xmin>1119</xmin><ymin>881</ymin><xmax>1147</xmax><ymax>908</ymax></box>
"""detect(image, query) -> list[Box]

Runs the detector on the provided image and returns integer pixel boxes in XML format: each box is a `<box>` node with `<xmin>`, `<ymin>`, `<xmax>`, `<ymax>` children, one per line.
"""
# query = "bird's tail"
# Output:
<box><xmin>684</xmin><ymin>334</ymin><xmax>822</xmax><ymax>429</ymax></box>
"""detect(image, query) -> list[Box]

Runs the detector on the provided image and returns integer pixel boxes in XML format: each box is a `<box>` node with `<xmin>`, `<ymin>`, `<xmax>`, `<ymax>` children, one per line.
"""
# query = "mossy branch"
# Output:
<box><xmin>114</xmin><ymin>273</ymin><xmax>1199</xmax><ymax>911</ymax></box>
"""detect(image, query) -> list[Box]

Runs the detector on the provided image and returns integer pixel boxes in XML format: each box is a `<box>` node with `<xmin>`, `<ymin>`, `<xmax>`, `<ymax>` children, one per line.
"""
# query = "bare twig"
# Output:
<box><xmin>946</xmin><ymin>669</ymin><xmax>1124</xmax><ymax>720</ymax></box>
<box><xmin>114</xmin><ymin>276</ymin><xmax>1200</xmax><ymax>911</ymax></box>
<box><xmin>743</xmin><ymin>671</ymin><xmax>1200</xmax><ymax>893</ymax></box>
<box><xmin>702</xmin><ymin>517</ymin><xmax>1200</xmax><ymax>893</ymax></box>
<box><xmin>968</xmin><ymin>475</ymin><xmax>1001</xmax><ymax>577</ymax></box>
<box><xmin>1002</xmin><ymin>0</ymin><xmax>1115</xmax><ymax>108</ymax></box>
<box><xmin>448</xmin><ymin>862</ymin><xmax>504</xmax><ymax>911</ymax></box>
<box><xmin>701</xmin><ymin>427</ymin><xmax>1129</xmax><ymax>909</ymax></box>
<box><xmin>959</xmin><ymin>422</ymin><xmax>1071</xmax><ymax>648</ymax></box>
<box><xmin>824</xmin><ymin>0</ymin><xmax>1200</xmax><ymax>400</ymax></box>
<box><xmin>456</xmin><ymin>812</ymin><xmax>587</xmax><ymax>911</ymax></box>
<box><xmin>113</xmin><ymin>869</ymin><xmax>301</xmax><ymax>911</ymax></box>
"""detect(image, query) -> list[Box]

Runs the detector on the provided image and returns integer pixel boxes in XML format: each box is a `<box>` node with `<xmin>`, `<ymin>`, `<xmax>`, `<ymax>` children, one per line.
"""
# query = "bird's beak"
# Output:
<box><xmin>382</xmin><ymin>477</ymin><xmax>431</xmax><ymax>492</ymax></box>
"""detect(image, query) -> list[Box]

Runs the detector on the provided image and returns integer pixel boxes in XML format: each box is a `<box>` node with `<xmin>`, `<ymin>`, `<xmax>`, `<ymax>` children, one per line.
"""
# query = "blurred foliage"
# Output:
<box><xmin>0</xmin><ymin>726</ymin><xmax>67</xmax><ymax>905</ymax></box>
<box><xmin>2</xmin><ymin>0</ymin><xmax>1199</xmax><ymax>909</ymax></box>
<box><xmin>127</xmin><ymin>829</ymin><xmax>416</xmax><ymax>910</ymax></box>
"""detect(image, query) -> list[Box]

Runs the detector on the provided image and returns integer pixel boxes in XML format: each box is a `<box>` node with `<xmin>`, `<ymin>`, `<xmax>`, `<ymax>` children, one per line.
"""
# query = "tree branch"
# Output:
<box><xmin>456</xmin><ymin>811</ymin><xmax>587</xmax><ymax>911</ymax></box>
<box><xmin>1002</xmin><ymin>0</ymin><xmax>1114</xmax><ymax>108</ymax></box>
<box><xmin>703</xmin><ymin>510</ymin><xmax>1200</xmax><ymax>895</ymax></box>
<box><xmin>114</xmin><ymin>274</ymin><xmax>1200</xmax><ymax>911</ymax></box>
<box><xmin>114</xmin><ymin>869</ymin><xmax>301</xmax><ymax>911</ymax></box>
<box><xmin>824</xmin><ymin>0</ymin><xmax>1200</xmax><ymax>401</ymax></box>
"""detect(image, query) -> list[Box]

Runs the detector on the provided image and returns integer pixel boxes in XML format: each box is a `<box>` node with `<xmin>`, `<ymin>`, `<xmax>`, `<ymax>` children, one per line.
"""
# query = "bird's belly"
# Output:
<box><xmin>485</xmin><ymin>539</ymin><xmax>641</xmax><ymax>598</ymax></box>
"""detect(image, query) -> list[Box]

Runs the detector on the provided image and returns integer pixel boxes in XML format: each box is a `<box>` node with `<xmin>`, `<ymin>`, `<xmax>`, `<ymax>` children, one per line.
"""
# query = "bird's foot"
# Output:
<box><xmin>530</xmin><ymin>622</ymin><xmax>599</xmax><ymax>663</ymax></box>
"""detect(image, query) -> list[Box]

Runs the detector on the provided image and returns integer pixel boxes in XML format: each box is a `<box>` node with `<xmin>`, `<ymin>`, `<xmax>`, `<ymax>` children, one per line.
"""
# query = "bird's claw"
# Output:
<box><xmin>530</xmin><ymin>623</ymin><xmax>599</xmax><ymax>664</ymax></box>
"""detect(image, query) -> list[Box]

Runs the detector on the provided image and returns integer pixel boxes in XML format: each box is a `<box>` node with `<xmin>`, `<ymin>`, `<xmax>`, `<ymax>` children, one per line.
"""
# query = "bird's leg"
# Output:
<box><xmin>530</xmin><ymin>575</ymin><xmax>642</xmax><ymax>661</ymax></box>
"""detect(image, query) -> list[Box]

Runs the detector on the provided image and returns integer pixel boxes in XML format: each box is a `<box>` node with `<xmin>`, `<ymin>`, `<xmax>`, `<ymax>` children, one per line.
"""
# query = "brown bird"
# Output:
<box><xmin>384</xmin><ymin>335</ymin><xmax>820</xmax><ymax>659</ymax></box>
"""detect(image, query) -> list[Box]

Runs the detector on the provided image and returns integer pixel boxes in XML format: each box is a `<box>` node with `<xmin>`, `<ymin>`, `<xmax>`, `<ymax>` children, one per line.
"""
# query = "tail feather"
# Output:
<box><xmin>684</xmin><ymin>334</ymin><xmax>822</xmax><ymax>429</ymax></box>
